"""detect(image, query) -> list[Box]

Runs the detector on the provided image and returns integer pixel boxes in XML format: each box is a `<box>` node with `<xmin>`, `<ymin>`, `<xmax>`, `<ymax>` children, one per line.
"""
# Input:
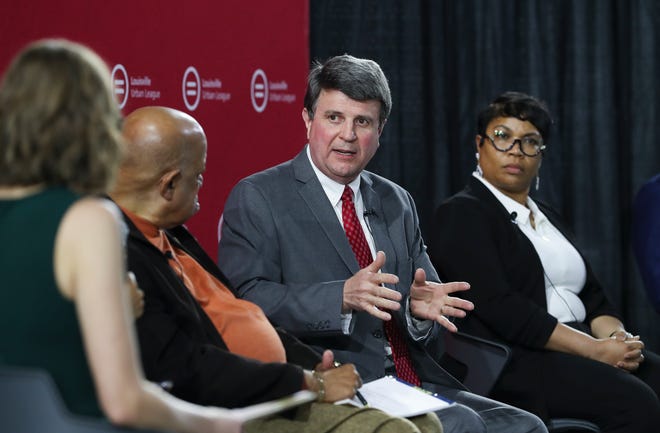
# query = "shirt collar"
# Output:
<box><xmin>472</xmin><ymin>172</ymin><xmax>547</xmax><ymax>228</ymax></box>
<box><xmin>119</xmin><ymin>204</ymin><xmax>168</xmax><ymax>249</ymax></box>
<box><xmin>306</xmin><ymin>144</ymin><xmax>362</xmax><ymax>207</ymax></box>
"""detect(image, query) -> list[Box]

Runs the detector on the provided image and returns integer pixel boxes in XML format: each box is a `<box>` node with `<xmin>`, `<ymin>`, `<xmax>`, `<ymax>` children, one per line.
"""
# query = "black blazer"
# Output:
<box><xmin>429</xmin><ymin>177</ymin><xmax>619</xmax><ymax>347</ymax></box>
<box><xmin>122</xmin><ymin>210</ymin><xmax>321</xmax><ymax>408</ymax></box>
<box><xmin>429</xmin><ymin>178</ymin><xmax>621</xmax><ymax>398</ymax></box>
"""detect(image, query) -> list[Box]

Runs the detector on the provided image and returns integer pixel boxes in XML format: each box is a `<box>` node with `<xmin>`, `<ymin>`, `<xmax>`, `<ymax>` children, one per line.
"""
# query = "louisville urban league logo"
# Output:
<box><xmin>112</xmin><ymin>64</ymin><xmax>129</xmax><ymax>109</ymax></box>
<box><xmin>182</xmin><ymin>66</ymin><xmax>201</xmax><ymax>111</ymax></box>
<box><xmin>250</xmin><ymin>69</ymin><xmax>268</xmax><ymax>113</ymax></box>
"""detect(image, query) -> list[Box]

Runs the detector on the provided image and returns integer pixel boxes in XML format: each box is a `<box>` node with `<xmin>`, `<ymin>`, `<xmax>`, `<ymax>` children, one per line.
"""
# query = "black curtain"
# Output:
<box><xmin>310</xmin><ymin>0</ymin><xmax>660</xmax><ymax>350</ymax></box>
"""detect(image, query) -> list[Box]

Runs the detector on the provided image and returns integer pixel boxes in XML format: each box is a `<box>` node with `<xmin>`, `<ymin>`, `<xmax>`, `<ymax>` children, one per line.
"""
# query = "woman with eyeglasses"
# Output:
<box><xmin>428</xmin><ymin>91</ymin><xmax>660</xmax><ymax>432</ymax></box>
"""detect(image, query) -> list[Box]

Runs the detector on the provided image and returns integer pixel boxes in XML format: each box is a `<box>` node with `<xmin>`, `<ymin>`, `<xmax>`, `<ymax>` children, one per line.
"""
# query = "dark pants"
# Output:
<box><xmin>491</xmin><ymin>346</ymin><xmax>660</xmax><ymax>433</ymax></box>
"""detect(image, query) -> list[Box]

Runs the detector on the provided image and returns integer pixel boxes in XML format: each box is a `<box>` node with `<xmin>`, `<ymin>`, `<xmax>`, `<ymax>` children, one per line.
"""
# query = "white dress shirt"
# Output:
<box><xmin>474</xmin><ymin>173</ymin><xmax>587</xmax><ymax>323</ymax></box>
<box><xmin>307</xmin><ymin>146</ymin><xmax>432</xmax><ymax>338</ymax></box>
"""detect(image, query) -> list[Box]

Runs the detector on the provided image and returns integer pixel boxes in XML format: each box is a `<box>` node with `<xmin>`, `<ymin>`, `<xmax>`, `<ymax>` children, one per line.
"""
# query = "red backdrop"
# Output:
<box><xmin>0</xmin><ymin>0</ymin><xmax>309</xmax><ymax>256</ymax></box>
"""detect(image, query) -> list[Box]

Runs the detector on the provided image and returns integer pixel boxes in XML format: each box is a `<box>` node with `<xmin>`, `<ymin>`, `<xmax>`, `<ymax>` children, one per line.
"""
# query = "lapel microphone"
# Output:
<box><xmin>510</xmin><ymin>211</ymin><xmax>518</xmax><ymax>224</ymax></box>
<box><xmin>363</xmin><ymin>209</ymin><xmax>376</xmax><ymax>235</ymax></box>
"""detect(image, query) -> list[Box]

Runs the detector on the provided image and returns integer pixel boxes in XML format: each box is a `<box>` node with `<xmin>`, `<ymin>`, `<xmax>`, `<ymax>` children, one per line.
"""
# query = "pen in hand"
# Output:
<box><xmin>334</xmin><ymin>361</ymin><xmax>369</xmax><ymax>407</ymax></box>
<box><xmin>355</xmin><ymin>389</ymin><xmax>369</xmax><ymax>407</ymax></box>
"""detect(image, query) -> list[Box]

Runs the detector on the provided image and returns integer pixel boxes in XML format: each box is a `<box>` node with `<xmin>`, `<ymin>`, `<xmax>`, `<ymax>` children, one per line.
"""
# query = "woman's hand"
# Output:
<box><xmin>610</xmin><ymin>332</ymin><xmax>645</xmax><ymax>371</ymax></box>
<box><xmin>589</xmin><ymin>337</ymin><xmax>645</xmax><ymax>371</ymax></box>
<box><xmin>589</xmin><ymin>316</ymin><xmax>645</xmax><ymax>371</ymax></box>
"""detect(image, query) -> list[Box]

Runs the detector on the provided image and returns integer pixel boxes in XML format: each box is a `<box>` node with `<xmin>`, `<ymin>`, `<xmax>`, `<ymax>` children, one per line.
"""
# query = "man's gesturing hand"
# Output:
<box><xmin>342</xmin><ymin>251</ymin><xmax>402</xmax><ymax>321</ymax></box>
<box><xmin>409</xmin><ymin>268</ymin><xmax>473</xmax><ymax>332</ymax></box>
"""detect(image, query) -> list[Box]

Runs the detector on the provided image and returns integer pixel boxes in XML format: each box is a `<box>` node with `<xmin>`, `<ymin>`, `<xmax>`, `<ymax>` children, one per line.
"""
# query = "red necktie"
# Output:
<box><xmin>341</xmin><ymin>185</ymin><xmax>421</xmax><ymax>386</ymax></box>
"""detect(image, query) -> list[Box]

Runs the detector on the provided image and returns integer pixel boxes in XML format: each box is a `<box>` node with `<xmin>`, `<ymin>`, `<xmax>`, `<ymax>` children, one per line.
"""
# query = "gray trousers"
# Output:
<box><xmin>424</xmin><ymin>382</ymin><xmax>548</xmax><ymax>433</ymax></box>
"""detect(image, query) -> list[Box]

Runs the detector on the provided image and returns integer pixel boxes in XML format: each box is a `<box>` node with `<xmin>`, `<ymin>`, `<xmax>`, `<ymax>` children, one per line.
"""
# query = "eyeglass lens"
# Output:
<box><xmin>492</xmin><ymin>129</ymin><xmax>543</xmax><ymax>156</ymax></box>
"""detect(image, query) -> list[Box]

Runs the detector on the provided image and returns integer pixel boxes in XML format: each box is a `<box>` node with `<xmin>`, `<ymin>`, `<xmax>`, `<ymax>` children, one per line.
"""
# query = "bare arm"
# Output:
<box><xmin>590</xmin><ymin>315</ymin><xmax>627</xmax><ymax>339</ymax></box>
<box><xmin>55</xmin><ymin>198</ymin><xmax>241</xmax><ymax>433</ymax></box>
<box><xmin>544</xmin><ymin>321</ymin><xmax>644</xmax><ymax>372</ymax></box>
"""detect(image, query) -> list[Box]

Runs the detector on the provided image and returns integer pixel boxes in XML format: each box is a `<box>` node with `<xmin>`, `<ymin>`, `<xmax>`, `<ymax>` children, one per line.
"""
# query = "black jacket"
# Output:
<box><xmin>429</xmin><ymin>177</ymin><xmax>620</xmax><ymax>415</ymax></box>
<box><xmin>122</xmin><ymin>210</ymin><xmax>321</xmax><ymax>408</ymax></box>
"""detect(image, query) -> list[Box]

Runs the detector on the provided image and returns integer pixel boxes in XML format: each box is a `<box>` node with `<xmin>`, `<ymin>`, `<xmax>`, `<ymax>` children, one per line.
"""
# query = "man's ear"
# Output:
<box><xmin>302</xmin><ymin>108</ymin><xmax>312</xmax><ymax>139</ymax></box>
<box><xmin>158</xmin><ymin>169</ymin><xmax>180</xmax><ymax>201</ymax></box>
<box><xmin>377</xmin><ymin>118</ymin><xmax>387</xmax><ymax>136</ymax></box>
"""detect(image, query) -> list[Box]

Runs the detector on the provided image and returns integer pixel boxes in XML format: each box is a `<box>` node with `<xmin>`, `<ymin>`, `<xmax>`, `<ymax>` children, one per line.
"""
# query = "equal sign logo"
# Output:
<box><xmin>250</xmin><ymin>69</ymin><xmax>268</xmax><ymax>113</ymax></box>
<box><xmin>111</xmin><ymin>64</ymin><xmax>129</xmax><ymax>109</ymax></box>
<box><xmin>182</xmin><ymin>66</ymin><xmax>201</xmax><ymax>111</ymax></box>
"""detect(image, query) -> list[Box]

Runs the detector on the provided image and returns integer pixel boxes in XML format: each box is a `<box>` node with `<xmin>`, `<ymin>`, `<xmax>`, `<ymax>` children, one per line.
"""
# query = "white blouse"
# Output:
<box><xmin>474</xmin><ymin>173</ymin><xmax>587</xmax><ymax>323</ymax></box>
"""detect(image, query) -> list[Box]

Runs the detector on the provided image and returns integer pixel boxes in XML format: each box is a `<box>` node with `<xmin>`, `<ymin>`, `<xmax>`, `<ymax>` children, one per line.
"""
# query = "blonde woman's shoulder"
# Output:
<box><xmin>54</xmin><ymin>196</ymin><xmax>124</xmax><ymax>299</ymax></box>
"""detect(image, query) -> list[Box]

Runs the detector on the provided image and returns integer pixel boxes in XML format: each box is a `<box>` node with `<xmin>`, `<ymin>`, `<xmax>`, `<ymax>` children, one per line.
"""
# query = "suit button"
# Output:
<box><xmin>372</xmin><ymin>329</ymin><xmax>383</xmax><ymax>339</ymax></box>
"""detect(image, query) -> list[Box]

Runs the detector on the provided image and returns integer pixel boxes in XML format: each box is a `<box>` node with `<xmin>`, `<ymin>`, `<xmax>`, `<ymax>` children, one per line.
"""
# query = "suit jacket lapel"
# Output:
<box><xmin>360</xmin><ymin>174</ymin><xmax>397</xmax><ymax>276</ymax></box>
<box><xmin>292</xmin><ymin>149</ymin><xmax>360</xmax><ymax>274</ymax></box>
<box><xmin>467</xmin><ymin>176</ymin><xmax>512</xmax><ymax>220</ymax></box>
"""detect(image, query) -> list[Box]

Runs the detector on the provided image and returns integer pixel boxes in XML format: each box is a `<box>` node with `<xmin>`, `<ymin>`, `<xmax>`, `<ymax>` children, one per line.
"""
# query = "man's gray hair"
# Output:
<box><xmin>303</xmin><ymin>54</ymin><xmax>391</xmax><ymax>127</ymax></box>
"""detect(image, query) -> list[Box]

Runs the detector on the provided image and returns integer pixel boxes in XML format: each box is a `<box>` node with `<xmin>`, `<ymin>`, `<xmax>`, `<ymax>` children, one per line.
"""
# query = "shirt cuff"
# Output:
<box><xmin>405</xmin><ymin>296</ymin><xmax>432</xmax><ymax>340</ymax></box>
<box><xmin>340</xmin><ymin>311</ymin><xmax>353</xmax><ymax>335</ymax></box>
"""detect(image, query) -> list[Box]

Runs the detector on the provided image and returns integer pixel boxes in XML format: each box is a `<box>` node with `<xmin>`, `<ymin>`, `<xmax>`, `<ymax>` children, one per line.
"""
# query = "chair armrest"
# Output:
<box><xmin>439</xmin><ymin>331</ymin><xmax>511</xmax><ymax>396</ymax></box>
<box><xmin>547</xmin><ymin>418</ymin><xmax>601</xmax><ymax>432</ymax></box>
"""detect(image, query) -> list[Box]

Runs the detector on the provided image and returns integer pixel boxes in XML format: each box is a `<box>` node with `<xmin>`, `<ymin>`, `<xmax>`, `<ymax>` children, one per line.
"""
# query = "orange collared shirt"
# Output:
<box><xmin>123</xmin><ymin>207</ymin><xmax>286</xmax><ymax>363</ymax></box>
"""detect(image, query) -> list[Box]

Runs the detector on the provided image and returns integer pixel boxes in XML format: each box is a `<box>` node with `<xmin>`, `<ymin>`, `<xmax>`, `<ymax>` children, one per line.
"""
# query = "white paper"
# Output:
<box><xmin>335</xmin><ymin>376</ymin><xmax>454</xmax><ymax>418</ymax></box>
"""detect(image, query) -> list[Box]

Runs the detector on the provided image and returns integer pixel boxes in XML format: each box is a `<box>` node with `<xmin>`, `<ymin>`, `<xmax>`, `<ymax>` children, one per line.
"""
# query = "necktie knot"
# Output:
<box><xmin>341</xmin><ymin>185</ymin><xmax>354</xmax><ymax>203</ymax></box>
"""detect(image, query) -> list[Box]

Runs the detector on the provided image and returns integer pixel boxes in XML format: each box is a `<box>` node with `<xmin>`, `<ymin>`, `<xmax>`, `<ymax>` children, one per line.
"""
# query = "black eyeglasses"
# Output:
<box><xmin>482</xmin><ymin>128</ymin><xmax>546</xmax><ymax>157</ymax></box>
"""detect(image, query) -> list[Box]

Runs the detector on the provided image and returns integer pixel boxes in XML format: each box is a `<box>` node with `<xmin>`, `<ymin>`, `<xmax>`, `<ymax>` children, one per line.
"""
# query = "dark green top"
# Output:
<box><xmin>0</xmin><ymin>187</ymin><xmax>101</xmax><ymax>417</ymax></box>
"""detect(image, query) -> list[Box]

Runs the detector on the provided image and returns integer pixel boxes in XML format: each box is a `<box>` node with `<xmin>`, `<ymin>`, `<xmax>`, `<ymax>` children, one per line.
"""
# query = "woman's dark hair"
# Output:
<box><xmin>477</xmin><ymin>91</ymin><xmax>553</xmax><ymax>142</ymax></box>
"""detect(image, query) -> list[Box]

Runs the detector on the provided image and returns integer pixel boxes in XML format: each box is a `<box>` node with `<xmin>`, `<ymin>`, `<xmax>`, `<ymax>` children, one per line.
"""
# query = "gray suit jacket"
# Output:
<box><xmin>219</xmin><ymin>148</ymin><xmax>463</xmax><ymax>389</ymax></box>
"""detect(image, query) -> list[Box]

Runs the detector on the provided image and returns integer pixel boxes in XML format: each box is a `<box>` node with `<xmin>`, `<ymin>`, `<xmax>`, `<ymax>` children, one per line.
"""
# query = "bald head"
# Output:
<box><xmin>111</xmin><ymin>106</ymin><xmax>207</xmax><ymax>228</ymax></box>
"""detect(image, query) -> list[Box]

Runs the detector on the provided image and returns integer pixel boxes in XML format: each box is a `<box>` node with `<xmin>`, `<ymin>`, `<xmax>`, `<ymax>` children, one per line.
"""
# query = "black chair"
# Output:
<box><xmin>0</xmin><ymin>366</ymin><xmax>162</xmax><ymax>433</ymax></box>
<box><xmin>439</xmin><ymin>331</ymin><xmax>601</xmax><ymax>433</ymax></box>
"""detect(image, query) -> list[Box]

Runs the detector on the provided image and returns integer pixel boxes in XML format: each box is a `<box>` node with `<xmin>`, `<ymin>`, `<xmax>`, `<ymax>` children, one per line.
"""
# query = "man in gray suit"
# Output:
<box><xmin>218</xmin><ymin>54</ymin><xmax>547</xmax><ymax>433</ymax></box>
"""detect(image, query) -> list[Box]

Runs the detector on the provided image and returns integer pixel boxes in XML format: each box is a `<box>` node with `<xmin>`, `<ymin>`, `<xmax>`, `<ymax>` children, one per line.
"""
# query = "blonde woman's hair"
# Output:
<box><xmin>0</xmin><ymin>39</ymin><xmax>123</xmax><ymax>193</ymax></box>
